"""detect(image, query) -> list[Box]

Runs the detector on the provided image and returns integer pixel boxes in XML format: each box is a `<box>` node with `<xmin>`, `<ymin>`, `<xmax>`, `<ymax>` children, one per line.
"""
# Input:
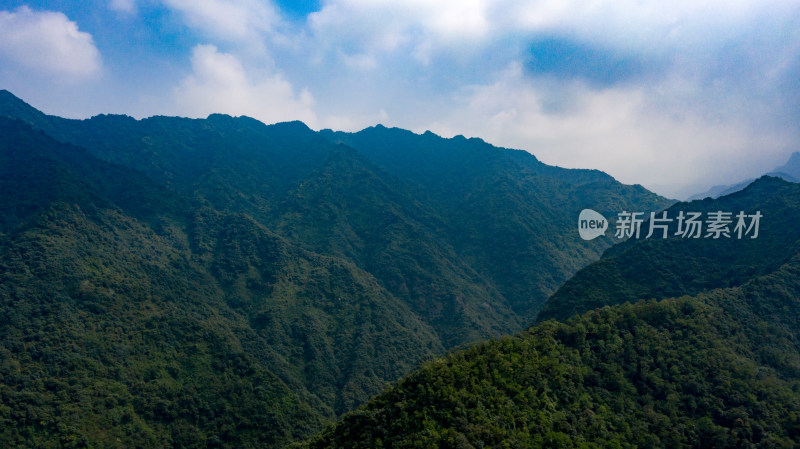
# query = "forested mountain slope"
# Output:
<box><xmin>302</xmin><ymin>175</ymin><xmax>800</xmax><ymax>449</ymax></box>
<box><xmin>1</xmin><ymin>89</ymin><xmax>671</xmax><ymax>321</ymax></box>
<box><xmin>0</xmin><ymin>118</ymin><xmax>441</xmax><ymax>446</ymax></box>
<box><xmin>0</xmin><ymin>90</ymin><xmax>669</xmax><ymax>447</ymax></box>
<box><xmin>322</xmin><ymin>126</ymin><xmax>670</xmax><ymax>316</ymax></box>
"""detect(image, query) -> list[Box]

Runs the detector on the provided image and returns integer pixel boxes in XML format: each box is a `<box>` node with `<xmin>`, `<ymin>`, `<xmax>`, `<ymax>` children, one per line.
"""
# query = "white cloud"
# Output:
<box><xmin>163</xmin><ymin>0</ymin><xmax>281</xmax><ymax>43</ymax></box>
<box><xmin>426</xmin><ymin>63</ymin><xmax>795</xmax><ymax>198</ymax></box>
<box><xmin>0</xmin><ymin>6</ymin><xmax>102</xmax><ymax>79</ymax></box>
<box><xmin>174</xmin><ymin>44</ymin><xmax>317</xmax><ymax>126</ymax></box>
<box><xmin>302</xmin><ymin>0</ymin><xmax>800</xmax><ymax>84</ymax></box>
<box><xmin>9</xmin><ymin>0</ymin><xmax>794</xmax><ymax>199</ymax></box>
<box><xmin>297</xmin><ymin>0</ymin><xmax>800</xmax><ymax>197</ymax></box>
<box><xmin>307</xmin><ymin>0</ymin><xmax>776</xmax><ymax>60</ymax></box>
<box><xmin>307</xmin><ymin>0</ymin><xmax>496</xmax><ymax>67</ymax></box>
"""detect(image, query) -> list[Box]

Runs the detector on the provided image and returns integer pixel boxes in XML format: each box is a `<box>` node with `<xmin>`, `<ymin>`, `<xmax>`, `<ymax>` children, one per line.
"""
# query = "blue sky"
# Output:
<box><xmin>0</xmin><ymin>0</ymin><xmax>798</xmax><ymax>198</ymax></box>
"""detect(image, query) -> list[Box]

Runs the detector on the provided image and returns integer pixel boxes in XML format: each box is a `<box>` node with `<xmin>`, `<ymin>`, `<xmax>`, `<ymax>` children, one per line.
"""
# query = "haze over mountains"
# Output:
<box><xmin>687</xmin><ymin>152</ymin><xmax>800</xmax><ymax>201</ymax></box>
<box><xmin>0</xmin><ymin>90</ymin><xmax>670</xmax><ymax>447</ymax></box>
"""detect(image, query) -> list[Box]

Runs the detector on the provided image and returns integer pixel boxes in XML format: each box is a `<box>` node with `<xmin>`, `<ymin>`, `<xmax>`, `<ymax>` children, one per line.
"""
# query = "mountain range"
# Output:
<box><xmin>4</xmin><ymin>89</ymin><xmax>798</xmax><ymax>448</ymax></box>
<box><xmin>0</xmin><ymin>90</ymin><xmax>670</xmax><ymax>448</ymax></box>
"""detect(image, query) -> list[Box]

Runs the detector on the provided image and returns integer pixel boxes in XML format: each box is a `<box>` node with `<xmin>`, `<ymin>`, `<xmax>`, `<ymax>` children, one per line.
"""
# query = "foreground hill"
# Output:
<box><xmin>0</xmin><ymin>90</ymin><xmax>669</xmax><ymax>447</ymax></box>
<box><xmin>302</xmin><ymin>178</ymin><xmax>800</xmax><ymax>448</ymax></box>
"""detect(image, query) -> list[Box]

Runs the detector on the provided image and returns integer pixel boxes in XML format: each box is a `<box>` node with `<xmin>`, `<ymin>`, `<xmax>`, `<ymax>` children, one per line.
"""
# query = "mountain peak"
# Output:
<box><xmin>772</xmin><ymin>151</ymin><xmax>800</xmax><ymax>179</ymax></box>
<box><xmin>0</xmin><ymin>89</ymin><xmax>46</xmax><ymax>121</ymax></box>
<box><xmin>0</xmin><ymin>89</ymin><xmax>32</xmax><ymax>109</ymax></box>
<box><xmin>0</xmin><ymin>89</ymin><xmax>22</xmax><ymax>102</ymax></box>
<box><xmin>265</xmin><ymin>120</ymin><xmax>319</xmax><ymax>141</ymax></box>
<box><xmin>206</xmin><ymin>112</ymin><xmax>235</xmax><ymax>120</ymax></box>
<box><xmin>271</xmin><ymin>119</ymin><xmax>313</xmax><ymax>132</ymax></box>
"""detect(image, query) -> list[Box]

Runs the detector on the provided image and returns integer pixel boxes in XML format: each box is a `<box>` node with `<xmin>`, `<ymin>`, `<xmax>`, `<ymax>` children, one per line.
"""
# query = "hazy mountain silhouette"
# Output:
<box><xmin>688</xmin><ymin>152</ymin><xmax>800</xmax><ymax>200</ymax></box>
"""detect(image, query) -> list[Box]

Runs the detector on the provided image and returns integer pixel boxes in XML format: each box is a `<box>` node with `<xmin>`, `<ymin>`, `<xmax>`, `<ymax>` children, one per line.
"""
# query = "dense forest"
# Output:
<box><xmin>0</xmin><ymin>90</ymin><xmax>669</xmax><ymax>447</ymax></box>
<box><xmin>302</xmin><ymin>177</ymin><xmax>800</xmax><ymax>448</ymax></box>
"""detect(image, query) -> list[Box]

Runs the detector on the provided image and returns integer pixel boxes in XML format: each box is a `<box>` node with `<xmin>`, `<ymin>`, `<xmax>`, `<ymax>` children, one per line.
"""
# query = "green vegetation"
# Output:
<box><xmin>0</xmin><ymin>90</ymin><xmax>669</xmax><ymax>447</ymax></box>
<box><xmin>302</xmin><ymin>179</ymin><xmax>800</xmax><ymax>448</ymax></box>
<box><xmin>303</xmin><ymin>273</ymin><xmax>800</xmax><ymax>448</ymax></box>
<box><xmin>322</xmin><ymin>126</ymin><xmax>671</xmax><ymax>317</ymax></box>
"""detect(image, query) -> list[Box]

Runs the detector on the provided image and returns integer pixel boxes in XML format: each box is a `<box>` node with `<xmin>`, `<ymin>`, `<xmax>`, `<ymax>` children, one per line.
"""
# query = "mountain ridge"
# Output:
<box><xmin>0</xmin><ymin>89</ymin><xmax>672</xmax><ymax>323</ymax></box>
<box><xmin>0</xmin><ymin>89</ymin><xmax>671</xmax><ymax>447</ymax></box>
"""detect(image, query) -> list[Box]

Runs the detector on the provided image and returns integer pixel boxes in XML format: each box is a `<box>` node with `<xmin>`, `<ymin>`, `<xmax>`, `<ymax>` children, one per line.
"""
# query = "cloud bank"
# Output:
<box><xmin>174</xmin><ymin>44</ymin><xmax>317</xmax><ymax>127</ymax></box>
<box><xmin>0</xmin><ymin>6</ymin><xmax>102</xmax><ymax>79</ymax></box>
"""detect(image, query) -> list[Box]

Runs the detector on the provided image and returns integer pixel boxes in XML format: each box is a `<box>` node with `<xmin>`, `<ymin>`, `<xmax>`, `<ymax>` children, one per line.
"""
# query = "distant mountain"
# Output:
<box><xmin>773</xmin><ymin>151</ymin><xmax>800</xmax><ymax>179</ymax></box>
<box><xmin>0</xmin><ymin>90</ymin><xmax>670</xmax><ymax>447</ymax></box>
<box><xmin>688</xmin><ymin>152</ymin><xmax>800</xmax><ymax>200</ymax></box>
<box><xmin>302</xmin><ymin>175</ymin><xmax>800</xmax><ymax>449</ymax></box>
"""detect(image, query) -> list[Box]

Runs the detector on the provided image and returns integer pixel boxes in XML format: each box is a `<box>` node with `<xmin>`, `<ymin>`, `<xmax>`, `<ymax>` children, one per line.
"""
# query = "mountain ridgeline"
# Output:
<box><xmin>301</xmin><ymin>177</ymin><xmax>800</xmax><ymax>448</ymax></box>
<box><xmin>0</xmin><ymin>90</ymin><xmax>669</xmax><ymax>447</ymax></box>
